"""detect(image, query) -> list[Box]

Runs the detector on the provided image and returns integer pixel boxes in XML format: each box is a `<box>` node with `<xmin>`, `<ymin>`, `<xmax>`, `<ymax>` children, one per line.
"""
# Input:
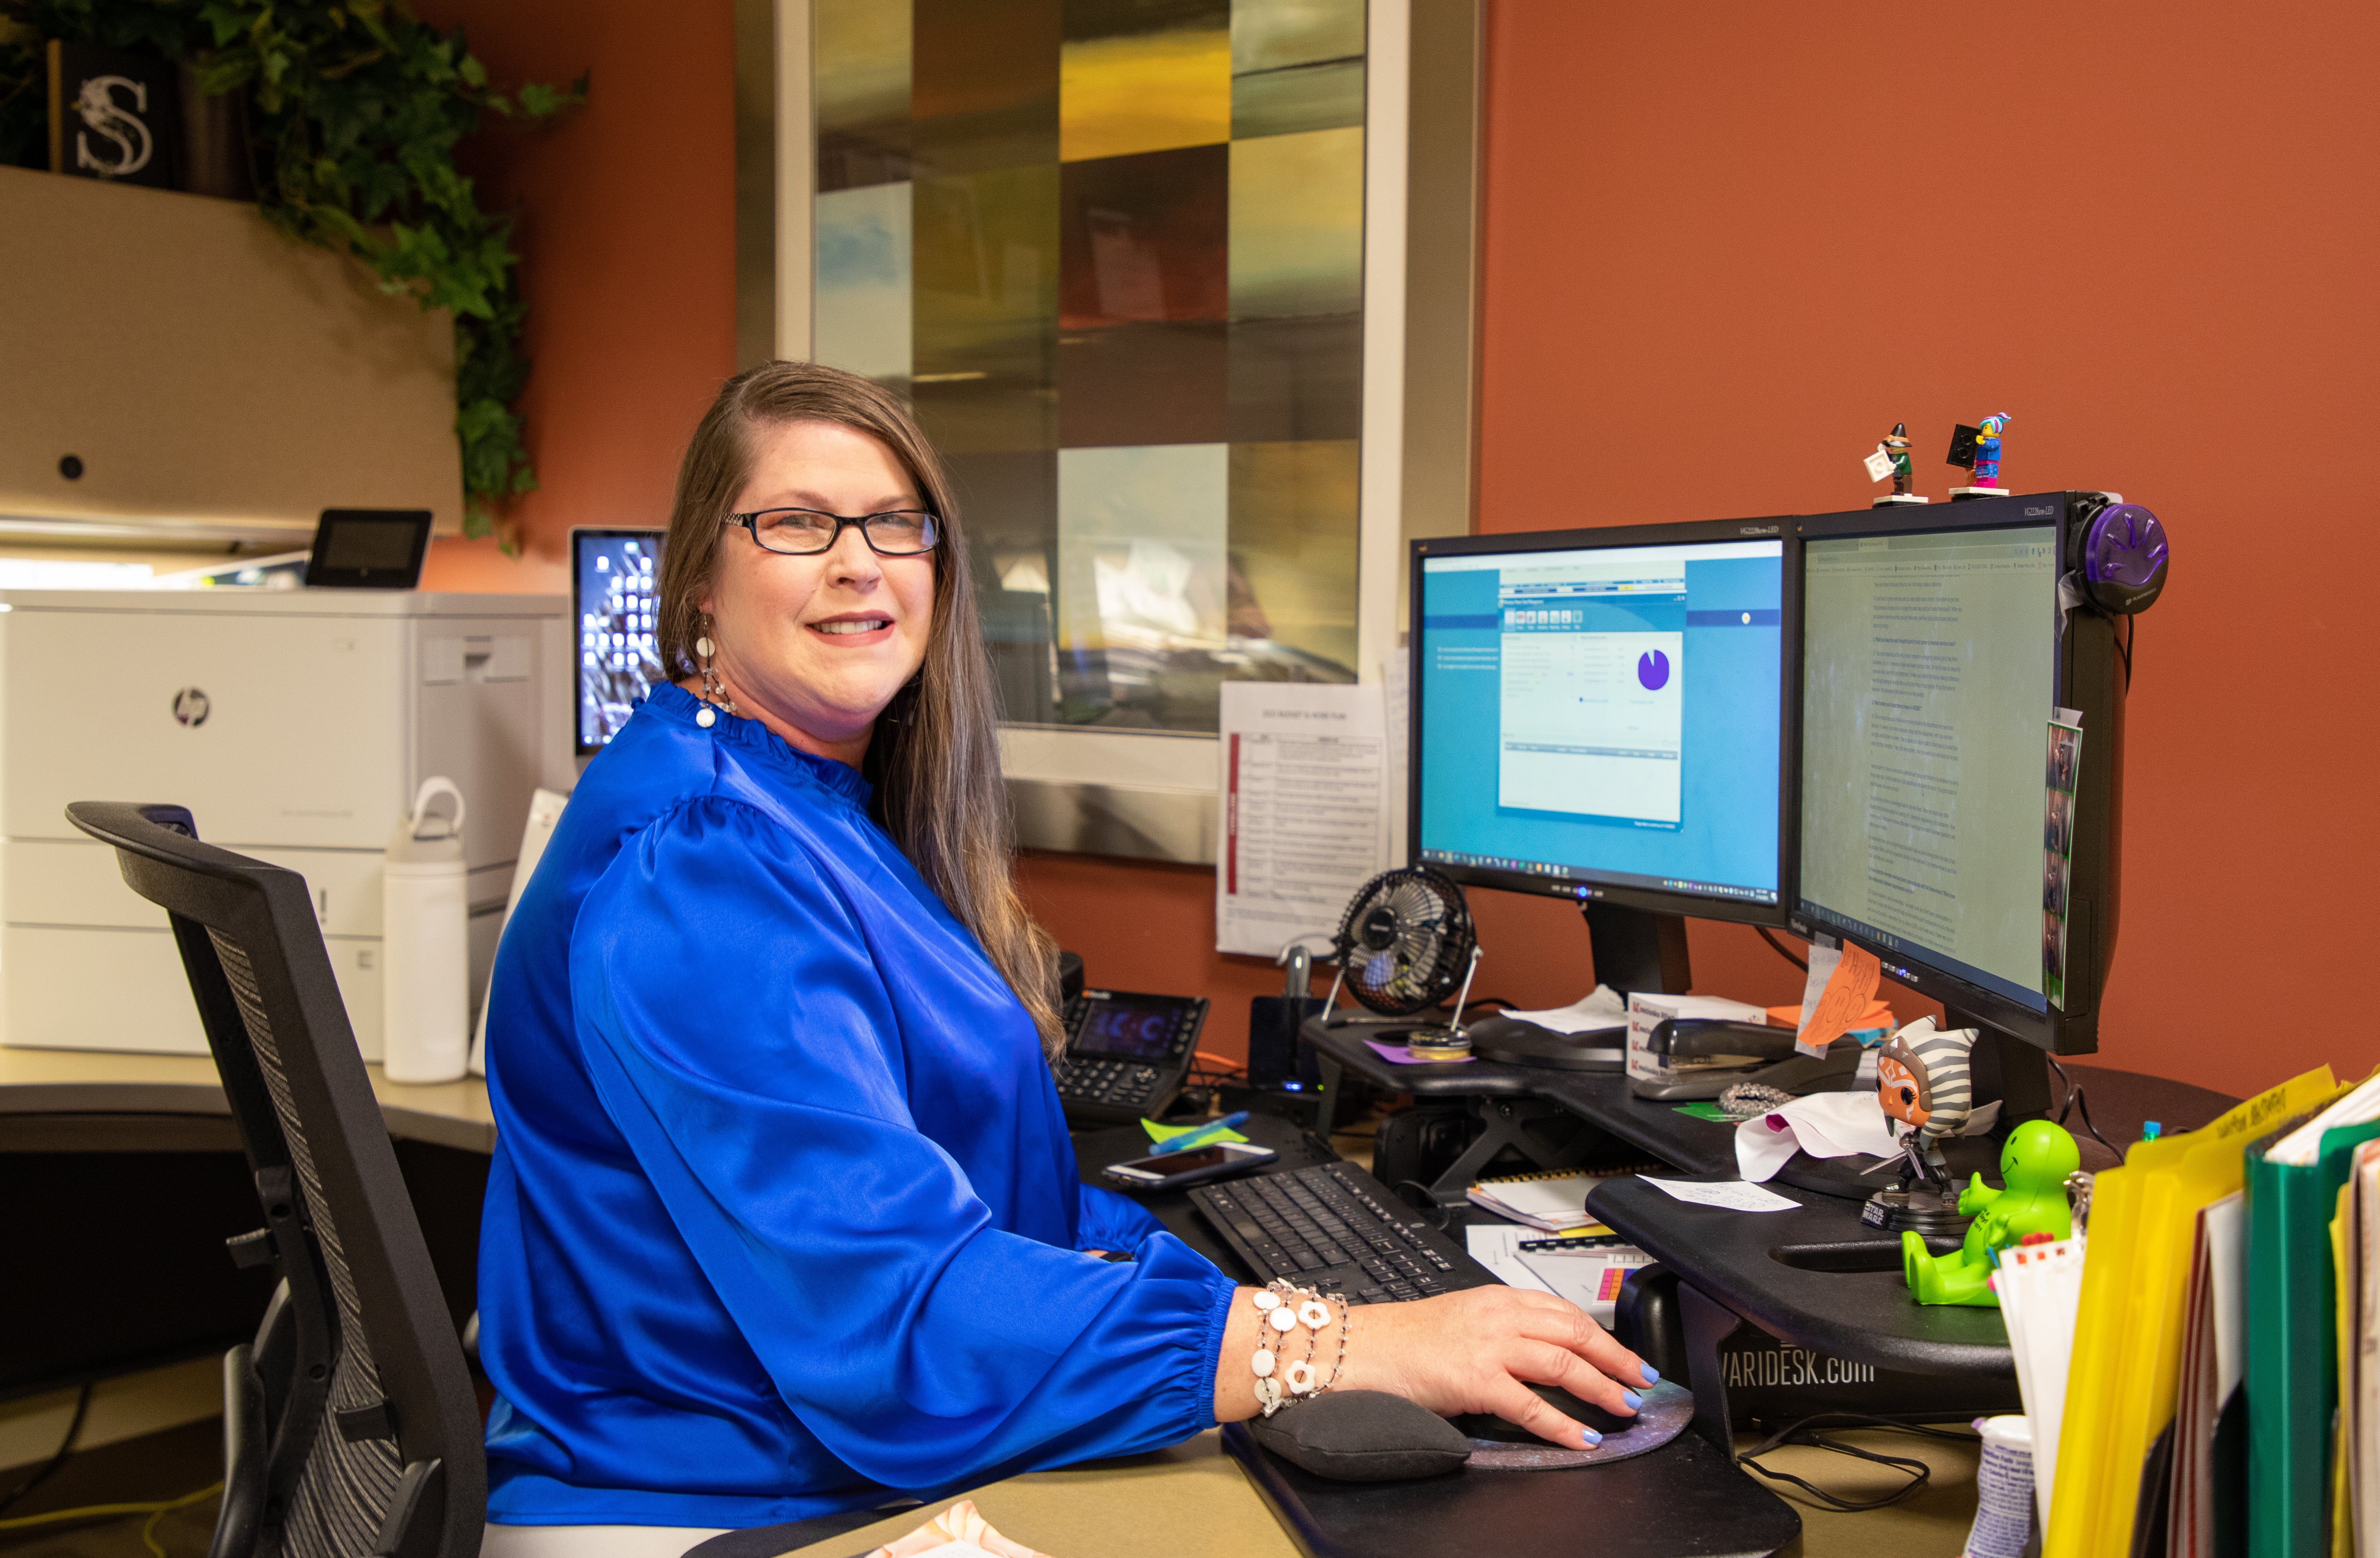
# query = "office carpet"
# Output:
<box><xmin>0</xmin><ymin>1419</ymin><xmax>220</xmax><ymax>1558</ymax></box>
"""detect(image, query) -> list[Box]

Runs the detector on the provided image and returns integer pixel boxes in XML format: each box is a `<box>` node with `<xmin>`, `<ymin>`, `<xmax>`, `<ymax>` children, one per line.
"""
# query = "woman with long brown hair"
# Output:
<box><xmin>475</xmin><ymin>362</ymin><xmax>1654</xmax><ymax>1553</ymax></box>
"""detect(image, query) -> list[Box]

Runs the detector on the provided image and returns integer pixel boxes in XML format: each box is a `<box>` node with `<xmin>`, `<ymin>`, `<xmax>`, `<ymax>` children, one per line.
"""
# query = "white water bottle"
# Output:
<box><xmin>383</xmin><ymin>777</ymin><xmax>470</xmax><ymax>1083</ymax></box>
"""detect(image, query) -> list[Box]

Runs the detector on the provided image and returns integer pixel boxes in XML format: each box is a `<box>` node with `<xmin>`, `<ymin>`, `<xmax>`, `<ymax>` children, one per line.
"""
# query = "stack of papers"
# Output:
<box><xmin>2166</xmin><ymin>1194</ymin><xmax>2243</xmax><ymax>1558</ymax></box>
<box><xmin>2344</xmin><ymin>1139</ymin><xmax>2379</xmax><ymax>1557</ymax></box>
<box><xmin>1498</xmin><ymin>985</ymin><xmax>1629</xmax><ymax>1036</ymax></box>
<box><xmin>1465</xmin><ymin>1168</ymin><xmax>1631</xmax><ymax>1233</ymax></box>
<box><xmin>1996</xmin><ymin>1233</ymin><xmax>2088</xmax><ymax>1534</ymax></box>
<box><xmin>1464</xmin><ymin>1224</ymin><xmax>1652</xmax><ymax>1326</ymax></box>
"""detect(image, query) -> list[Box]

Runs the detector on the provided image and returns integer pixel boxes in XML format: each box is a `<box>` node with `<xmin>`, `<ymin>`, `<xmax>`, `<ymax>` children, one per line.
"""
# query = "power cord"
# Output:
<box><xmin>2115</xmin><ymin>613</ymin><xmax>2136</xmax><ymax>692</ymax></box>
<box><xmin>1756</xmin><ymin>927</ymin><xmax>1809</xmax><ymax>973</ymax></box>
<box><xmin>2046</xmin><ymin>1054</ymin><xmax>2120</xmax><ymax>1158</ymax></box>
<box><xmin>0</xmin><ymin>1382</ymin><xmax>90</xmax><ymax>1517</ymax></box>
<box><xmin>1733</xmin><ymin>1412</ymin><xmax>1978</xmax><ymax>1512</ymax></box>
<box><xmin>0</xmin><ymin>1480</ymin><xmax>223</xmax><ymax>1557</ymax></box>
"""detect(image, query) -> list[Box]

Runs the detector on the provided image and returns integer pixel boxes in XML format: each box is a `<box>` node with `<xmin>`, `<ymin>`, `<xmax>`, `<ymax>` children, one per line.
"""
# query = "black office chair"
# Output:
<box><xmin>68</xmin><ymin>802</ymin><xmax>483</xmax><ymax>1558</ymax></box>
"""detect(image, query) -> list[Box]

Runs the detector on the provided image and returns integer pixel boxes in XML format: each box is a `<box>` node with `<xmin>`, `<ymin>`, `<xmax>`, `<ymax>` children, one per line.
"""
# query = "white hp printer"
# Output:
<box><xmin>0</xmin><ymin>589</ymin><xmax>572</xmax><ymax>1058</ymax></box>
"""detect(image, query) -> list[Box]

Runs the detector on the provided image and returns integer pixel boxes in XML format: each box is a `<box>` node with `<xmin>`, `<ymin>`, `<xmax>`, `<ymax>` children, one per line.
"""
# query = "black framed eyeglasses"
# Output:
<box><xmin>726</xmin><ymin>508</ymin><xmax>942</xmax><ymax>557</ymax></box>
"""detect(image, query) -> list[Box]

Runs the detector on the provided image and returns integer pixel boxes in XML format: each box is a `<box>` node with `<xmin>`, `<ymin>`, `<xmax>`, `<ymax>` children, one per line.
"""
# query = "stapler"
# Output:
<box><xmin>1627</xmin><ymin>1020</ymin><xmax>1864</xmax><ymax>1101</ymax></box>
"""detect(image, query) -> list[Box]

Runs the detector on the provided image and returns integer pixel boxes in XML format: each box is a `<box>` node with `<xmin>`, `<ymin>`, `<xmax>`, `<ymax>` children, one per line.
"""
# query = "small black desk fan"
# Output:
<box><xmin>1319</xmin><ymin>866</ymin><xmax>1482</xmax><ymax>1058</ymax></box>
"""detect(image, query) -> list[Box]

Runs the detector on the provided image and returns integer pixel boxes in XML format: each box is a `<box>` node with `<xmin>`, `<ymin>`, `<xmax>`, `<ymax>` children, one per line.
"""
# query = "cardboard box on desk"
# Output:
<box><xmin>1626</xmin><ymin>992</ymin><xmax>1769</xmax><ymax>1084</ymax></box>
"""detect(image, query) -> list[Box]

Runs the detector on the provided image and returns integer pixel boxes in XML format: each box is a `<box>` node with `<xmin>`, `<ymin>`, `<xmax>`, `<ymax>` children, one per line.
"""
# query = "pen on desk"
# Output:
<box><xmin>1149</xmin><ymin>1111</ymin><xmax>1251</xmax><ymax>1156</ymax></box>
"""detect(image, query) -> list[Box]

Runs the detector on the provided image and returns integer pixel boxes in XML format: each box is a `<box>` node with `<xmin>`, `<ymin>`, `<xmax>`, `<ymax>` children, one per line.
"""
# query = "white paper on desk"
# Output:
<box><xmin>1215</xmin><ymin>682</ymin><xmax>1389</xmax><ymax>958</ymax></box>
<box><xmin>1501</xmin><ymin>986</ymin><xmax>1629</xmax><ymax>1037</ymax></box>
<box><xmin>1513</xmin><ymin>1246</ymin><xmax>1655</xmax><ymax>1326</ymax></box>
<box><xmin>1639</xmin><ymin>1176</ymin><xmax>1798</xmax><ymax>1213</ymax></box>
<box><xmin>1465</xmin><ymin>1224</ymin><xmax>1559</xmax><ymax>1295</ymax></box>
<box><xmin>1733</xmin><ymin>1091</ymin><xmax>1899</xmax><ymax>1182</ymax></box>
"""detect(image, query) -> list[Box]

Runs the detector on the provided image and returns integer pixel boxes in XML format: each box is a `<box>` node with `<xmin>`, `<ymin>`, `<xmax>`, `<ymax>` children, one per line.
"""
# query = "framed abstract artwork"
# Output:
<box><xmin>739</xmin><ymin>0</ymin><xmax>1477</xmax><ymax>861</ymax></box>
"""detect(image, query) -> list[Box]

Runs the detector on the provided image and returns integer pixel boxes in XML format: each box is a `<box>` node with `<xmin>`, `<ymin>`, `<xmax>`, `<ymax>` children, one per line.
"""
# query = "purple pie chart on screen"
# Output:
<box><xmin>1636</xmin><ymin>650</ymin><xmax>1671</xmax><ymax>690</ymax></box>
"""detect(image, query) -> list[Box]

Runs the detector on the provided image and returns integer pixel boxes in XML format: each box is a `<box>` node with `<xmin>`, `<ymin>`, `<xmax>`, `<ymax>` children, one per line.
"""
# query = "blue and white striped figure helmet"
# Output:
<box><xmin>1978</xmin><ymin>413</ymin><xmax>2011</xmax><ymax>438</ymax></box>
<box><xmin>1876</xmin><ymin>1018</ymin><xmax>1978</xmax><ymax>1141</ymax></box>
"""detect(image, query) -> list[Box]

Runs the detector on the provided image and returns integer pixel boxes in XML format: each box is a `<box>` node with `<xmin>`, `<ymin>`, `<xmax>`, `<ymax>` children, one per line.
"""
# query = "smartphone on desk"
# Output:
<box><xmin>1104</xmin><ymin>1141</ymin><xmax>1278</xmax><ymax>1193</ymax></box>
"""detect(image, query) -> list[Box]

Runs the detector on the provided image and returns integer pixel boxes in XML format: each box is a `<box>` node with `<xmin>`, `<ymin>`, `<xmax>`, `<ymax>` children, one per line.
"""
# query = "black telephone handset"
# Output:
<box><xmin>1053</xmin><ymin>989</ymin><xmax>1209</xmax><ymax>1127</ymax></box>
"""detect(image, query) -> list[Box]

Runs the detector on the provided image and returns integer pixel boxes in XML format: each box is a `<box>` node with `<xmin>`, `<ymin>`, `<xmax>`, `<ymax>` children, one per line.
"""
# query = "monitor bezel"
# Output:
<box><xmin>1788</xmin><ymin>493</ymin><xmax>2076</xmax><ymax>1054</ymax></box>
<box><xmin>571</xmin><ymin>526</ymin><xmax>668</xmax><ymax>757</ymax></box>
<box><xmin>1407</xmin><ymin>516</ymin><xmax>1799</xmax><ymax>929</ymax></box>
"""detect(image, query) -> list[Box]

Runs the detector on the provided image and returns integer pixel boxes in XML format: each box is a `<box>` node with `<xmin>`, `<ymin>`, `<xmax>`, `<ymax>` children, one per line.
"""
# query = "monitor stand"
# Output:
<box><xmin>1583</xmin><ymin>901</ymin><xmax>1692</xmax><ymax>996</ymax></box>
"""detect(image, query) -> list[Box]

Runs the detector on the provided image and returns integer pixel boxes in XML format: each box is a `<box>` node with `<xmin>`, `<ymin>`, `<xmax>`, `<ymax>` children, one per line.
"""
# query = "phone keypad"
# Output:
<box><xmin>1054</xmin><ymin>992</ymin><xmax>1209</xmax><ymax>1124</ymax></box>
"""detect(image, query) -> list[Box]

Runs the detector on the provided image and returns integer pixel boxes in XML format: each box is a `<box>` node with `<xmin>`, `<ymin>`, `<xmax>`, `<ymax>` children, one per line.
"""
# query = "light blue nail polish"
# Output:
<box><xmin>1640</xmin><ymin>1363</ymin><xmax>1661</xmax><ymax>1386</ymax></box>
<box><xmin>1621</xmin><ymin>1389</ymin><xmax>1643</xmax><ymax>1410</ymax></box>
<box><xmin>1580</xmin><ymin>1425</ymin><xmax>1604</xmax><ymax>1447</ymax></box>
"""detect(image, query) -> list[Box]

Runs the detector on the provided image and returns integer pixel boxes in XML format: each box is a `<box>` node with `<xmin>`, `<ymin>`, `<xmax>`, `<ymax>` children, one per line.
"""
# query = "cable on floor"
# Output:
<box><xmin>0</xmin><ymin>1479</ymin><xmax>221</xmax><ymax>1554</ymax></box>
<box><xmin>1733</xmin><ymin>1412</ymin><xmax>1978</xmax><ymax>1512</ymax></box>
<box><xmin>0</xmin><ymin>1382</ymin><xmax>90</xmax><ymax>1518</ymax></box>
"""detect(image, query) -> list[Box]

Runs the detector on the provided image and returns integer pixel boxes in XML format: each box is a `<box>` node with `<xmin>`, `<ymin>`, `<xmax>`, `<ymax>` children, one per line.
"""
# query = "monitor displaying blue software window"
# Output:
<box><xmin>1413</xmin><ymin>528</ymin><xmax>1789</xmax><ymax>915</ymax></box>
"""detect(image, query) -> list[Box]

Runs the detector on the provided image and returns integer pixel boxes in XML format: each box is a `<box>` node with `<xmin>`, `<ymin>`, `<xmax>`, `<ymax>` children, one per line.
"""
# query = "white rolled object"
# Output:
<box><xmin>383</xmin><ymin>776</ymin><xmax>470</xmax><ymax>1083</ymax></box>
<box><xmin>1962</xmin><ymin>1414</ymin><xmax>2037</xmax><ymax>1558</ymax></box>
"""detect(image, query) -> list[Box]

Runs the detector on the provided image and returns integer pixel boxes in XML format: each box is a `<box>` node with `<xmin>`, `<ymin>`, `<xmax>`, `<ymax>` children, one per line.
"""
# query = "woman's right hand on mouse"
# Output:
<box><xmin>1338</xmin><ymin>1287</ymin><xmax>1658</xmax><ymax>1448</ymax></box>
<box><xmin>1215</xmin><ymin>1283</ymin><xmax>1657</xmax><ymax>1449</ymax></box>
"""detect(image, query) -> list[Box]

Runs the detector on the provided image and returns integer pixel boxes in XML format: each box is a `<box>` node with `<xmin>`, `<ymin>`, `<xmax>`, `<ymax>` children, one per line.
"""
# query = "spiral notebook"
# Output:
<box><xmin>1465</xmin><ymin>1166</ymin><xmax>1644</xmax><ymax>1233</ymax></box>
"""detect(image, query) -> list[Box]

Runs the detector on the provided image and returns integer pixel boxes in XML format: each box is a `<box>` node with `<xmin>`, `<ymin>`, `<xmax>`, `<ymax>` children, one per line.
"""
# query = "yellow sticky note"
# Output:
<box><xmin>1142</xmin><ymin>1117</ymin><xmax>1249</xmax><ymax>1146</ymax></box>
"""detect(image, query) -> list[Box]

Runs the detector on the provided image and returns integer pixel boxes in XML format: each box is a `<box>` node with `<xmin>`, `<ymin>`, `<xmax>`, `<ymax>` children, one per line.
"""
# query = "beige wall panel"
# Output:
<box><xmin>0</xmin><ymin>167</ymin><xmax>461</xmax><ymax>546</ymax></box>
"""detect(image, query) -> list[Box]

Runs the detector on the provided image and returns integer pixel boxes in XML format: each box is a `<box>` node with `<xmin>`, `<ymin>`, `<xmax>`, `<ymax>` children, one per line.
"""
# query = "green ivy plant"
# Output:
<box><xmin>0</xmin><ymin>0</ymin><xmax>584</xmax><ymax>544</ymax></box>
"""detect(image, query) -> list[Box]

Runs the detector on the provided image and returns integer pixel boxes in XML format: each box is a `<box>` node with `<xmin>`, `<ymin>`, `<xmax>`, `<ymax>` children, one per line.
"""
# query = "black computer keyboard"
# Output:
<box><xmin>1190</xmin><ymin>1161</ymin><xmax>1499</xmax><ymax>1304</ymax></box>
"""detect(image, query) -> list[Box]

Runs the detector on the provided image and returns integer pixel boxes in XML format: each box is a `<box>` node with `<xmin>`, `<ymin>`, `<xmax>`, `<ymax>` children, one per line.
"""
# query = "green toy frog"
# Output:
<box><xmin>1901</xmin><ymin>1119</ymin><xmax>2080</xmax><ymax>1307</ymax></box>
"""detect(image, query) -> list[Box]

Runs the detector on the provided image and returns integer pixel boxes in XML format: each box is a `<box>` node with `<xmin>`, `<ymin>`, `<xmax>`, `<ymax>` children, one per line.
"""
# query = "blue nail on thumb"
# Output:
<box><xmin>1580</xmin><ymin>1425</ymin><xmax>1604</xmax><ymax>1447</ymax></box>
<box><xmin>1640</xmin><ymin>1363</ymin><xmax>1661</xmax><ymax>1386</ymax></box>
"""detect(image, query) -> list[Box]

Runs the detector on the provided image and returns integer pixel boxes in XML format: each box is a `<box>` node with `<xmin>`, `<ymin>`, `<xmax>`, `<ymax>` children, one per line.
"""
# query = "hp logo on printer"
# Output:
<box><xmin>171</xmin><ymin>687</ymin><xmax>211</xmax><ymax>727</ymax></box>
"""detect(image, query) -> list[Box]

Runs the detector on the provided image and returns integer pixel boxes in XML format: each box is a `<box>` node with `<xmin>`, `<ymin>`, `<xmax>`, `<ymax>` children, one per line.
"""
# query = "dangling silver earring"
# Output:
<box><xmin>694</xmin><ymin>619</ymin><xmax>738</xmax><ymax>729</ymax></box>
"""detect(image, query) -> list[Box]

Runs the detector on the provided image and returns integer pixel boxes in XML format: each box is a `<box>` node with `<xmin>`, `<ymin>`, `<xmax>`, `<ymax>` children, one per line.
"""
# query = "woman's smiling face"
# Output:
<box><xmin>698</xmin><ymin>418</ymin><xmax>937</xmax><ymax>766</ymax></box>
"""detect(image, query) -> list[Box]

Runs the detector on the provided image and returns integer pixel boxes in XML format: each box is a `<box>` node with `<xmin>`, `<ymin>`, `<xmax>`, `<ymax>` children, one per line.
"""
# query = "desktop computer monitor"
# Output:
<box><xmin>1409</xmin><ymin>519</ymin><xmax>1797</xmax><ymax>976</ymax></box>
<box><xmin>1791</xmin><ymin>493</ymin><xmax>2127</xmax><ymax>1060</ymax></box>
<box><xmin>573</xmin><ymin>528</ymin><xmax>667</xmax><ymax>754</ymax></box>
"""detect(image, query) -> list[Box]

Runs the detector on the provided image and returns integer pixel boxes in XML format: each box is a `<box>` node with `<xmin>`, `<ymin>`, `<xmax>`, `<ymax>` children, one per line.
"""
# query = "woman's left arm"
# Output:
<box><xmin>1073</xmin><ymin>1180</ymin><xmax>1166</xmax><ymax>1255</ymax></box>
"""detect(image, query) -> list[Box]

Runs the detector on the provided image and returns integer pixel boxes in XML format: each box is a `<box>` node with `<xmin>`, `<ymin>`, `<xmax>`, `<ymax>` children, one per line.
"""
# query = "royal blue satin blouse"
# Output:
<box><xmin>476</xmin><ymin>683</ymin><xmax>1236</xmax><ymax>1527</ymax></box>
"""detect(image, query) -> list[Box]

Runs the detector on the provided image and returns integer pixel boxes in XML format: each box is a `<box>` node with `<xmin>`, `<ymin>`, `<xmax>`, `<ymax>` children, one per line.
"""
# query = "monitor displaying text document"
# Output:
<box><xmin>1797</xmin><ymin>525</ymin><xmax>2058</xmax><ymax>1011</ymax></box>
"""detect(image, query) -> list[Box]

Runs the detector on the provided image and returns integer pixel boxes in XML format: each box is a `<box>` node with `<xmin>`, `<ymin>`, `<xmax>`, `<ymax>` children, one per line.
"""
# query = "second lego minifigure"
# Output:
<box><xmin>1947</xmin><ymin>412</ymin><xmax>2012</xmax><ymax>497</ymax></box>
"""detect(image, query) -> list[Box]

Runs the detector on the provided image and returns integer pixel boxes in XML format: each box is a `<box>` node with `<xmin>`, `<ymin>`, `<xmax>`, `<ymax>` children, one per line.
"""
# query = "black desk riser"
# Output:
<box><xmin>1071</xmin><ymin>1116</ymin><xmax>1801</xmax><ymax>1558</ymax></box>
<box><xmin>1298</xmin><ymin>1015</ymin><xmax>2030</xmax><ymax>1444</ymax></box>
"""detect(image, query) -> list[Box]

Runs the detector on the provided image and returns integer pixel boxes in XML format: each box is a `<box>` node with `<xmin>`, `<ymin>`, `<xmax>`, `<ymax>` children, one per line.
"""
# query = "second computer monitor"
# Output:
<box><xmin>1410</xmin><ymin>519</ymin><xmax>1795</xmax><ymax>922</ymax></box>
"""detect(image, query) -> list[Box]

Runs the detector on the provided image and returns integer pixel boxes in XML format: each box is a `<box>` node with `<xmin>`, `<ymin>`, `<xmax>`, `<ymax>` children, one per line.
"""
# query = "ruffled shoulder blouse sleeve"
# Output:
<box><xmin>567</xmin><ymin>796</ymin><xmax>1234</xmax><ymax>1495</ymax></box>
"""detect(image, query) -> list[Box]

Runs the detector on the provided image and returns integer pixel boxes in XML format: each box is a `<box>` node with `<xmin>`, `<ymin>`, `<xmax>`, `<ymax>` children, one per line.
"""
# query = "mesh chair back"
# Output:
<box><xmin>69</xmin><ymin>803</ymin><xmax>483</xmax><ymax>1558</ymax></box>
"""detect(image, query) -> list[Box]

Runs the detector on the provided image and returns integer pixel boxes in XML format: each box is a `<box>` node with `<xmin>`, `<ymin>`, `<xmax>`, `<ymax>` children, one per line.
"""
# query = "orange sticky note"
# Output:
<box><xmin>1797</xmin><ymin>941</ymin><xmax>1882</xmax><ymax>1057</ymax></box>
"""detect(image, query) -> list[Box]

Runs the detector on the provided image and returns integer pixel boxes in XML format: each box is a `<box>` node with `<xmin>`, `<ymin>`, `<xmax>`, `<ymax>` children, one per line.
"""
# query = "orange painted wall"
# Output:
<box><xmin>410</xmin><ymin>0</ymin><xmax>736</xmax><ymax>596</ymax></box>
<box><xmin>414</xmin><ymin>3</ymin><xmax>2378</xmax><ymax>1095</ymax></box>
<box><xmin>1474</xmin><ymin>0</ymin><xmax>2380</xmax><ymax>1097</ymax></box>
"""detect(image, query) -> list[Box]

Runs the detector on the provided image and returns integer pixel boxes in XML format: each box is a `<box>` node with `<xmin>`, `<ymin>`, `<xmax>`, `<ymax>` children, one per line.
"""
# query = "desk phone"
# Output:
<box><xmin>1054</xmin><ymin>989</ymin><xmax>1209</xmax><ymax>1126</ymax></box>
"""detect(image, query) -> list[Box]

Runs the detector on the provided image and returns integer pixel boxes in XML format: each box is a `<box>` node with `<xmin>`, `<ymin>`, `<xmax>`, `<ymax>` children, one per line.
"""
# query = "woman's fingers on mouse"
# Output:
<box><xmin>1505</xmin><ymin>1338</ymin><xmax>1639</xmax><ymax>1417</ymax></box>
<box><xmin>1507</xmin><ymin>1290</ymin><xmax>1653</xmax><ymax>1391</ymax></box>
<box><xmin>1484</xmin><ymin>1377</ymin><xmax>1605</xmax><ymax>1450</ymax></box>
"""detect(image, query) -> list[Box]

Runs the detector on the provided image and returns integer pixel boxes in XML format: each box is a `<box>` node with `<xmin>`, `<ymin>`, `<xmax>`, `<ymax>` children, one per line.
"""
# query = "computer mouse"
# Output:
<box><xmin>1451</xmin><ymin>1382</ymin><xmax>1633</xmax><ymax>1444</ymax></box>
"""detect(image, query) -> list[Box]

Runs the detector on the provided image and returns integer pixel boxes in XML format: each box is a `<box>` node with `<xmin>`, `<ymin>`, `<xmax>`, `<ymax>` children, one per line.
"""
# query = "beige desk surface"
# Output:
<box><xmin>0</xmin><ymin>1044</ymin><xmax>495</xmax><ymax>1153</ymax></box>
<box><xmin>776</xmin><ymin>1425</ymin><xmax>1978</xmax><ymax>1558</ymax></box>
<box><xmin>0</xmin><ymin>1058</ymin><xmax>1982</xmax><ymax>1552</ymax></box>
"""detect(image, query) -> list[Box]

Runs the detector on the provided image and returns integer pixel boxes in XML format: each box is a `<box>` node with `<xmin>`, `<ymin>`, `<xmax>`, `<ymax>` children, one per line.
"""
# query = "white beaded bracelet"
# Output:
<box><xmin>1247</xmin><ymin>1280</ymin><xmax>1349</xmax><ymax>1416</ymax></box>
